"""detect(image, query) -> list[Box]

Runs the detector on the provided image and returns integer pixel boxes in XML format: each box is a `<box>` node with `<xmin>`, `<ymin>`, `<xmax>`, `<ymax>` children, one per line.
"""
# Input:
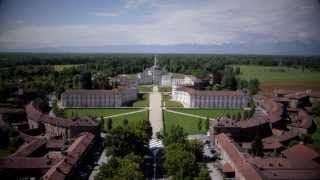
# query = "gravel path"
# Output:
<box><xmin>164</xmin><ymin>109</ymin><xmax>209</xmax><ymax>119</ymax></box>
<box><xmin>149</xmin><ymin>86</ymin><xmax>163</xmax><ymax>138</ymax></box>
<box><xmin>102</xmin><ymin>109</ymin><xmax>147</xmax><ymax>119</ymax></box>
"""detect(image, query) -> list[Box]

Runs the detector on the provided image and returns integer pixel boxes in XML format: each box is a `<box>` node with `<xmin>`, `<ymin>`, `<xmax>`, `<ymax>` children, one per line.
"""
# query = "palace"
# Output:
<box><xmin>61</xmin><ymin>86</ymin><xmax>137</xmax><ymax>108</ymax></box>
<box><xmin>137</xmin><ymin>56</ymin><xmax>201</xmax><ymax>87</ymax></box>
<box><xmin>172</xmin><ymin>86</ymin><xmax>249</xmax><ymax>108</ymax></box>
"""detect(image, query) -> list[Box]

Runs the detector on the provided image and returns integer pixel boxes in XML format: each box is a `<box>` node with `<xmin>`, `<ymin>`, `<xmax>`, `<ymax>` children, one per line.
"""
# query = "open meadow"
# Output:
<box><xmin>235</xmin><ymin>65</ymin><xmax>320</xmax><ymax>92</ymax></box>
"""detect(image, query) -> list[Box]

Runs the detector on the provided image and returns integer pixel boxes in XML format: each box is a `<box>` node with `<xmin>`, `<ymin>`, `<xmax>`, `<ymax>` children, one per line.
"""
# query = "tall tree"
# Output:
<box><xmin>80</xmin><ymin>71</ymin><xmax>92</xmax><ymax>89</ymax></box>
<box><xmin>164</xmin><ymin>125</ymin><xmax>187</xmax><ymax>146</ymax></box>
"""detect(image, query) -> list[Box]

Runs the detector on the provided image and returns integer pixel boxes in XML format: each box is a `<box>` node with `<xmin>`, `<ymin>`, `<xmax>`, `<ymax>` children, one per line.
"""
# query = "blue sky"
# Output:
<box><xmin>0</xmin><ymin>0</ymin><xmax>320</xmax><ymax>55</ymax></box>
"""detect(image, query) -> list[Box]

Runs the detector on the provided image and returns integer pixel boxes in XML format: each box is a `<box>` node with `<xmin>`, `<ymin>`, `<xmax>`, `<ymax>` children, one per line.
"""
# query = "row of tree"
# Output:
<box><xmin>95</xmin><ymin>119</ymin><xmax>152</xmax><ymax>180</ymax></box>
<box><xmin>162</xmin><ymin>125</ymin><xmax>210</xmax><ymax>179</ymax></box>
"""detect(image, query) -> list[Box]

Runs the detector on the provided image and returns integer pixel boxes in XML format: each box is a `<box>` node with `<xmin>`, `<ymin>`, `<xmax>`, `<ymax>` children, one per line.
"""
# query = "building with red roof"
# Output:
<box><xmin>214</xmin><ymin>133</ymin><xmax>320</xmax><ymax>180</ymax></box>
<box><xmin>172</xmin><ymin>86</ymin><xmax>249</xmax><ymax>108</ymax></box>
<box><xmin>25</xmin><ymin>102</ymin><xmax>99</xmax><ymax>139</ymax></box>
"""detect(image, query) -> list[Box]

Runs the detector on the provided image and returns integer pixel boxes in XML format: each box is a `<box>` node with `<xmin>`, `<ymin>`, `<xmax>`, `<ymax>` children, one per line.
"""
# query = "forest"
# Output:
<box><xmin>0</xmin><ymin>53</ymin><xmax>319</xmax><ymax>103</ymax></box>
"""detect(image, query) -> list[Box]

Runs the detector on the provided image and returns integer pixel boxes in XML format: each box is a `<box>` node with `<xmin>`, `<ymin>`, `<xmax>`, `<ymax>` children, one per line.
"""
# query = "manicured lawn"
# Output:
<box><xmin>159</xmin><ymin>86</ymin><xmax>172</xmax><ymax>92</ymax></box>
<box><xmin>63</xmin><ymin>108</ymin><xmax>143</xmax><ymax>118</ymax></box>
<box><xmin>233</xmin><ymin>65</ymin><xmax>320</xmax><ymax>92</ymax></box>
<box><xmin>53</xmin><ymin>64</ymin><xmax>79</xmax><ymax>71</ymax></box>
<box><xmin>169</xmin><ymin>108</ymin><xmax>243</xmax><ymax>118</ymax></box>
<box><xmin>164</xmin><ymin>111</ymin><xmax>207</xmax><ymax>135</ymax></box>
<box><xmin>132</xmin><ymin>94</ymin><xmax>149</xmax><ymax>107</ymax></box>
<box><xmin>138</xmin><ymin>85</ymin><xmax>153</xmax><ymax>92</ymax></box>
<box><xmin>104</xmin><ymin>111</ymin><xmax>149</xmax><ymax>129</ymax></box>
<box><xmin>162</xmin><ymin>95</ymin><xmax>183</xmax><ymax>107</ymax></box>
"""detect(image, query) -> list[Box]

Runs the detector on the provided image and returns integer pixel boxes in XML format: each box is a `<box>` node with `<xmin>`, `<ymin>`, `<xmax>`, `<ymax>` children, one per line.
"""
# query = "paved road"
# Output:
<box><xmin>149</xmin><ymin>86</ymin><xmax>163</xmax><ymax>138</ymax></box>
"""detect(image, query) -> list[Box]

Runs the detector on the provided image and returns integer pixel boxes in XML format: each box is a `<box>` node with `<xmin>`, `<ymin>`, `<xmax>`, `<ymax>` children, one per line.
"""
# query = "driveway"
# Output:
<box><xmin>149</xmin><ymin>86</ymin><xmax>163</xmax><ymax>138</ymax></box>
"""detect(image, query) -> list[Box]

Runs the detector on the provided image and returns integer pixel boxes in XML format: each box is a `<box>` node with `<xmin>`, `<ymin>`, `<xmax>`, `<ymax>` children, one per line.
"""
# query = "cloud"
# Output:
<box><xmin>92</xmin><ymin>11</ymin><xmax>120</xmax><ymax>17</ymax></box>
<box><xmin>0</xmin><ymin>0</ymin><xmax>320</xmax><ymax>50</ymax></box>
<box><xmin>123</xmin><ymin>0</ymin><xmax>151</xmax><ymax>8</ymax></box>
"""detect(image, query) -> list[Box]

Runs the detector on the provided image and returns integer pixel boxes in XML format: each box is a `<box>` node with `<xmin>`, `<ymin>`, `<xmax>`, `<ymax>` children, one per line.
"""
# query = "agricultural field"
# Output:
<box><xmin>53</xmin><ymin>64</ymin><xmax>79</xmax><ymax>71</ymax></box>
<box><xmin>132</xmin><ymin>94</ymin><xmax>149</xmax><ymax>107</ymax></box>
<box><xmin>234</xmin><ymin>65</ymin><xmax>320</xmax><ymax>92</ymax></box>
<box><xmin>63</xmin><ymin>108</ymin><xmax>143</xmax><ymax>118</ymax></box>
<box><xmin>169</xmin><ymin>108</ymin><xmax>244</xmax><ymax>118</ymax></box>
<box><xmin>162</xmin><ymin>95</ymin><xmax>183</xmax><ymax>107</ymax></box>
<box><xmin>164</xmin><ymin>111</ymin><xmax>207</xmax><ymax>135</ymax></box>
<box><xmin>138</xmin><ymin>85</ymin><xmax>153</xmax><ymax>92</ymax></box>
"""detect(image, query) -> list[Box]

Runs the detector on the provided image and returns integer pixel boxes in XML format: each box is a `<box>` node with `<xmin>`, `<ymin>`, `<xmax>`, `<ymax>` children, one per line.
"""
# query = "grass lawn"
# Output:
<box><xmin>63</xmin><ymin>108</ymin><xmax>143</xmax><ymax>118</ymax></box>
<box><xmin>104</xmin><ymin>110</ymin><xmax>149</xmax><ymax>129</ymax></box>
<box><xmin>53</xmin><ymin>64</ymin><xmax>79</xmax><ymax>71</ymax></box>
<box><xmin>169</xmin><ymin>108</ymin><xmax>243</xmax><ymax>118</ymax></box>
<box><xmin>132</xmin><ymin>94</ymin><xmax>149</xmax><ymax>107</ymax></box>
<box><xmin>138</xmin><ymin>85</ymin><xmax>153</xmax><ymax>92</ymax></box>
<box><xmin>159</xmin><ymin>86</ymin><xmax>172</xmax><ymax>92</ymax></box>
<box><xmin>164</xmin><ymin>111</ymin><xmax>207</xmax><ymax>135</ymax></box>
<box><xmin>162</xmin><ymin>95</ymin><xmax>183</xmax><ymax>107</ymax></box>
<box><xmin>233</xmin><ymin>65</ymin><xmax>320</xmax><ymax>92</ymax></box>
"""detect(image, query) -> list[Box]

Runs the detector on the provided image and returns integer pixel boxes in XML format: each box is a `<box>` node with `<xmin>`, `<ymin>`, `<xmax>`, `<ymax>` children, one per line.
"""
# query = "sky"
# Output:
<box><xmin>0</xmin><ymin>0</ymin><xmax>320</xmax><ymax>55</ymax></box>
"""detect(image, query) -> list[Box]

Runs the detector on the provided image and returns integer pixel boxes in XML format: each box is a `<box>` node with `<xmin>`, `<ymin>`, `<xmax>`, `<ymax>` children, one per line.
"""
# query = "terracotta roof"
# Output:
<box><xmin>215</xmin><ymin>133</ymin><xmax>263</xmax><ymax>180</ymax></box>
<box><xmin>10</xmin><ymin>139</ymin><xmax>46</xmax><ymax>157</ymax></box>
<box><xmin>0</xmin><ymin>157</ymin><xmax>57</xmax><ymax>169</ymax></box>
<box><xmin>242</xmin><ymin>140</ymin><xmax>283</xmax><ymax>150</ymax></box>
<box><xmin>176</xmin><ymin>87</ymin><xmax>244</xmax><ymax>96</ymax></box>
<box><xmin>222</xmin><ymin>162</ymin><xmax>234</xmax><ymax>173</ymax></box>
<box><xmin>215</xmin><ymin>96</ymin><xmax>282</xmax><ymax>129</ymax></box>
<box><xmin>43</xmin><ymin>132</ymin><xmax>94</xmax><ymax>180</ymax></box>
<box><xmin>282</xmin><ymin>144</ymin><xmax>319</xmax><ymax>160</ymax></box>
<box><xmin>25</xmin><ymin>102</ymin><xmax>99</xmax><ymax>128</ymax></box>
<box><xmin>46</xmin><ymin>139</ymin><xmax>65</xmax><ymax>149</ymax></box>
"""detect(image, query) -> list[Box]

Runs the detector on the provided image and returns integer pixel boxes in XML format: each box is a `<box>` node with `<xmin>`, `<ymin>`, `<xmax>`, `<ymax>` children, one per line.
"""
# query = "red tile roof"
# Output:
<box><xmin>215</xmin><ymin>133</ymin><xmax>263</xmax><ymax>180</ymax></box>
<box><xmin>215</xmin><ymin>96</ymin><xmax>283</xmax><ymax>129</ymax></box>
<box><xmin>10</xmin><ymin>139</ymin><xmax>46</xmax><ymax>157</ymax></box>
<box><xmin>0</xmin><ymin>157</ymin><xmax>57</xmax><ymax>170</ymax></box>
<box><xmin>222</xmin><ymin>162</ymin><xmax>234</xmax><ymax>173</ymax></box>
<box><xmin>282</xmin><ymin>144</ymin><xmax>319</xmax><ymax>161</ymax></box>
<box><xmin>25</xmin><ymin>102</ymin><xmax>98</xmax><ymax>128</ymax></box>
<box><xmin>42</xmin><ymin>132</ymin><xmax>94</xmax><ymax>180</ymax></box>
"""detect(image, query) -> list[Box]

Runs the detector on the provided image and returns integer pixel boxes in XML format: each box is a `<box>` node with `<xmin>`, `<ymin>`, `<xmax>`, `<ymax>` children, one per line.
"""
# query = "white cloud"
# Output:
<box><xmin>1</xmin><ymin>0</ymin><xmax>320</xmax><ymax>49</ymax></box>
<box><xmin>92</xmin><ymin>12</ymin><xmax>120</xmax><ymax>17</ymax></box>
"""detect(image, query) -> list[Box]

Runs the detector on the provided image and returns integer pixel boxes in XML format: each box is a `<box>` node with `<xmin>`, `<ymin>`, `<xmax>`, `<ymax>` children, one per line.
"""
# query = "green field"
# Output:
<box><xmin>53</xmin><ymin>64</ymin><xmax>79</xmax><ymax>71</ymax></box>
<box><xmin>138</xmin><ymin>85</ymin><xmax>153</xmax><ymax>92</ymax></box>
<box><xmin>104</xmin><ymin>111</ymin><xmax>149</xmax><ymax>129</ymax></box>
<box><xmin>235</xmin><ymin>65</ymin><xmax>320</xmax><ymax>82</ymax></box>
<box><xmin>132</xmin><ymin>94</ymin><xmax>149</xmax><ymax>107</ymax></box>
<box><xmin>164</xmin><ymin>111</ymin><xmax>207</xmax><ymax>135</ymax></box>
<box><xmin>64</xmin><ymin>108</ymin><xmax>143</xmax><ymax>118</ymax></box>
<box><xmin>162</xmin><ymin>95</ymin><xmax>183</xmax><ymax>107</ymax></box>
<box><xmin>234</xmin><ymin>65</ymin><xmax>320</xmax><ymax>91</ymax></box>
<box><xmin>169</xmin><ymin>108</ymin><xmax>243</xmax><ymax>118</ymax></box>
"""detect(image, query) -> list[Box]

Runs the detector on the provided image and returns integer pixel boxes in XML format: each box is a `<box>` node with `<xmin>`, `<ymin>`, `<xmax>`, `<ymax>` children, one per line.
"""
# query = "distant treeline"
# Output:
<box><xmin>0</xmin><ymin>53</ymin><xmax>320</xmax><ymax>69</ymax></box>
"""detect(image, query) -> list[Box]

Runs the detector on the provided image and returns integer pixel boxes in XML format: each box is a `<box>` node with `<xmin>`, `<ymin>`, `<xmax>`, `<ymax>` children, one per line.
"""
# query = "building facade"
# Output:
<box><xmin>61</xmin><ymin>87</ymin><xmax>137</xmax><ymax>108</ymax></box>
<box><xmin>172</xmin><ymin>87</ymin><xmax>248</xmax><ymax>108</ymax></box>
